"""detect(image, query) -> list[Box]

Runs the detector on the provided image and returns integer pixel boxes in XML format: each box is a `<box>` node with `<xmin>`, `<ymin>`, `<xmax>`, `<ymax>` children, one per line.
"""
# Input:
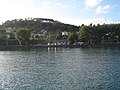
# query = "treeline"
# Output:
<box><xmin>0</xmin><ymin>18</ymin><xmax>79</xmax><ymax>46</ymax></box>
<box><xmin>2</xmin><ymin>18</ymin><xmax>79</xmax><ymax>32</ymax></box>
<box><xmin>79</xmin><ymin>23</ymin><xmax>120</xmax><ymax>45</ymax></box>
<box><xmin>0</xmin><ymin>18</ymin><xmax>120</xmax><ymax>46</ymax></box>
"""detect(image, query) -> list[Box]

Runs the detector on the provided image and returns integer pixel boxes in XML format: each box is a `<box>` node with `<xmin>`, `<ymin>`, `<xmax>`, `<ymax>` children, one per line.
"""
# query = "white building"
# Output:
<box><xmin>62</xmin><ymin>31</ymin><xmax>68</xmax><ymax>36</ymax></box>
<box><xmin>5</xmin><ymin>27</ymin><xmax>14</xmax><ymax>33</ymax></box>
<box><xmin>34</xmin><ymin>30</ymin><xmax>47</xmax><ymax>37</ymax></box>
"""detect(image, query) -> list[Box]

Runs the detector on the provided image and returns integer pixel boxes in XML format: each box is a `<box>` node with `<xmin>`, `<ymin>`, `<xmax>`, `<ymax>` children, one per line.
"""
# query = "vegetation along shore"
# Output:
<box><xmin>0</xmin><ymin>18</ymin><xmax>120</xmax><ymax>50</ymax></box>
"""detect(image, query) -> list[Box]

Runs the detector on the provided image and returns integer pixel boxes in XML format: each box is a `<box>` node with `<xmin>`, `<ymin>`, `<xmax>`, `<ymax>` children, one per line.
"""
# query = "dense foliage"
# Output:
<box><xmin>2</xmin><ymin>18</ymin><xmax>79</xmax><ymax>32</ymax></box>
<box><xmin>79</xmin><ymin>24</ymin><xmax>120</xmax><ymax>45</ymax></box>
<box><xmin>15</xmin><ymin>28</ymin><xmax>31</xmax><ymax>45</ymax></box>
<box><xmin>67</xmin><ymin>32</ymin><xmax>78</xmax><ymax>44</ymax></box>
<box><xmin>0</xmin><ymin>18</ymin><xmax>120</xmax><ymax>46</ymax></box>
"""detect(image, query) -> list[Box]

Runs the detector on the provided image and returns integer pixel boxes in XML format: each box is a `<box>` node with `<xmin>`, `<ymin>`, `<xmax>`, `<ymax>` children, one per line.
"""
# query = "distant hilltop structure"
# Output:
<box><xmin>2</xmin><ymin>18</ymin><xmax>79</xmax><ymax>33</ymax></box>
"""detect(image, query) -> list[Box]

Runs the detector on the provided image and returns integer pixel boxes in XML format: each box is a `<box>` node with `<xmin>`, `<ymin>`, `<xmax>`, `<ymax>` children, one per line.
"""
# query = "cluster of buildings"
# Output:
<box><xmin>4</xmin><ymin>27</ymin><xmax>70</xmax><ymax>46</ymax></box>
<box><xmin>4</xmin><ymin>27</ymin><xmax>84</xmax><ymax>46</ymax></box>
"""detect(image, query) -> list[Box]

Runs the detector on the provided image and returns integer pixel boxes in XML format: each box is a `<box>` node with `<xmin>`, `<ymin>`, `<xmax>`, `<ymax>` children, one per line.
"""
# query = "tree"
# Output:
<box><xmin>15</xmin><ymin>28</ymin><xmax>31</xmax><ymax>45</ymax></box>
<box><xmin>46</xmin><ymin>34</ymin><xmax>56</xmax><ymax>43</ymax></box>
<box><xmin>79</xmin><ymin>25</ymin><xmax>97</xmax><ymax>45</ymax></box>
<box><xmin>67</xmin><ymin>32</ymin><xmax>77</xmax><ymax>44</ymax></box>
<box><xmin>0</xmin><ymin>30</ymin><xmax>6</xmax><ymax>39</ymax></box>
<box><xmin>56</xmin><ymin>31</ymin><xmax>62</xmax><ymax>40</ymax></box>
<box><xmin>79</xmin><ymin>26</ymin><xmax>90</xmax><ymax>44</ymax></box>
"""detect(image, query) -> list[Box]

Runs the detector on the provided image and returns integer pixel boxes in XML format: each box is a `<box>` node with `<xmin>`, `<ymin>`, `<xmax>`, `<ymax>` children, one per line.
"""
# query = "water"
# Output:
<box><xmin>0</xmin><ymin>48</ymin><xmax>120</xmax><ymax>90</ymax></box>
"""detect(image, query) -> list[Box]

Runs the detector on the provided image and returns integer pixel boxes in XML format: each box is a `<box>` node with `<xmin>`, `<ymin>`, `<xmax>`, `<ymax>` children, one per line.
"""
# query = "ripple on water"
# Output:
<box><xmin>0</xmin><ymin>48</ymin><xmax>120</xmax><ymax>90</ymax></box>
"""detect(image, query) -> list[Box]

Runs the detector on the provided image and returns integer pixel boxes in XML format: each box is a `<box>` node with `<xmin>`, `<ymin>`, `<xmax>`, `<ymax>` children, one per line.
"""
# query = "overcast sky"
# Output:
<box><xmin>0</xmin><ymin>0</ymin><xmax>120</xmax><ymax>25</ymax></box>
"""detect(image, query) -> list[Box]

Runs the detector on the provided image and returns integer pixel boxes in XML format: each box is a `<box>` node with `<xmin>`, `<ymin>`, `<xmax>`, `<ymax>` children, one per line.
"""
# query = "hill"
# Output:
<box><xmin>1</xmin><ymin>18</ymin><xmax>79</xmax><ymax>32</ymax></box>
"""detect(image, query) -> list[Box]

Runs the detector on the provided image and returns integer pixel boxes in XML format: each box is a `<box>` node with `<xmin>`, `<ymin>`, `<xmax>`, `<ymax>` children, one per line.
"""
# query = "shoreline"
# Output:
<box><xmin>0</xmin><ymin>44</ymin><xmax>120</xmax><ymax>50</ymax></box>
<box><xmin>0</xmin><ymin>45</ymin><xmax>81</xmax><ymax>50</ymax></box>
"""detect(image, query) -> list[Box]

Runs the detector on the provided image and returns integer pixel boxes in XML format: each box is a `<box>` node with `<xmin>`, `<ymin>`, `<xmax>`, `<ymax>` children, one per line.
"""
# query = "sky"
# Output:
<box><xmin>0</xmin><ymin>0</ymin><xmax>120</xmax><ymax>26</ymax></box>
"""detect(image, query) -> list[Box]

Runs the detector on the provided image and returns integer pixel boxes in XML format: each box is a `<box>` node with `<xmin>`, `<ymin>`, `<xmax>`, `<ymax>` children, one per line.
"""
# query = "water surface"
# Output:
<box><xmin>0</xmin><ymin>48</ymin><xmax>120</xmax><ymax>90</ymax></box>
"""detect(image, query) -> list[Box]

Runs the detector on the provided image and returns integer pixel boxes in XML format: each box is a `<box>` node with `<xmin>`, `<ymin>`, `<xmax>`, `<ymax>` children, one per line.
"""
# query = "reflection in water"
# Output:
<box><xmin>0</xmin><ymin>48</ymin><xmax>120</xmax><ymax>90</ymax></box>
<box><xmin>48</xmin><ymin>47</ymin><xmax>57</xmax><ymax>52</ymax></box>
